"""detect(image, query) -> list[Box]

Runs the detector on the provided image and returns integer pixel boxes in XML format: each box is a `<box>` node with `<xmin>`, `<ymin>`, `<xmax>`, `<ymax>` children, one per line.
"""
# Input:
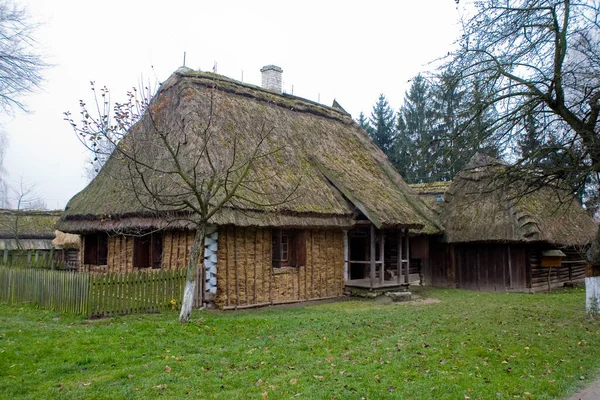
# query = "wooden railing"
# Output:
<box><xmin>0</xmin><ymin>267</ymin><xmax>186</xmax><ymax>317</ymax></box>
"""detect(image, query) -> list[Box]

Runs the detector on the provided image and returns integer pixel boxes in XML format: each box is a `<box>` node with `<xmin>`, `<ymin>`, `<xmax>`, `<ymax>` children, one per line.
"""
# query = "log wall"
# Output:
<box><xmin>528</xmin><ymin>246</ymin><xmax>586</xmax><ymax>292</ymax></box>
<box><xmin>82</xmin><ymin>231</ymin><xmax>195</xmax><ymax>274</ymax></box>
<box><xmin>427</xmin><ymin>240</ymin><xmax>587</xmax><ymax>292</ymax></box>
<box><xmin>215</xmin><ymin>227</ymin><xmax>345</xmax><ymax>309</ymax></box>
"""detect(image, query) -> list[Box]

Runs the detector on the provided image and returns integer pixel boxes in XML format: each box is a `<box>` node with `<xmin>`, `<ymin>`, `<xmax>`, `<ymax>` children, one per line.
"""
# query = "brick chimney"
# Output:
<box><xmin>260</xmin><ymin>65</ymin><xmax>283</xmax><ymax>93</ymax></box>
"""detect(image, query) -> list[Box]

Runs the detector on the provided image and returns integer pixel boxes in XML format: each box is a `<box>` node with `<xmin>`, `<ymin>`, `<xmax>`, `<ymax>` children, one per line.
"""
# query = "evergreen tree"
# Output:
<box><xmin>430</xmin><ymin>72</ymin><xmax>502</xmax><ymax>181</ymax></box>
<box><xmin>430</xmin><ymin>70</ymin><xmax>465</xmax><ymax>181</ymax></box>
<box><xmin>357</xmin><ymin>111</ymin><xmax>372</xmax><ymax>134</ymax></box>
<box><xmin>516</xmin><ymin>103</ymin><xmax>543</xmax><ymax>162</ymax></box>
<box><xmin>368</xmin><ymin>94</ymin><xmax>396</xmax><ymax>157</ymax></box>
<box><xmin>396</xmin><ymin>75</ymin><xmax>435</xmax><ymax>183</ymax></box>
<box><xmin>393</xmin><ymin>112</ymin><xmax>416</xmax><ymax>180</ymax></box>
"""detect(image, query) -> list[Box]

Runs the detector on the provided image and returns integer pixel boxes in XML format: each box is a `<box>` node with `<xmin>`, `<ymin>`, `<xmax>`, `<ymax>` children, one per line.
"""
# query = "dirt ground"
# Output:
<box><xmin>568</xmin><ymin>379</ymin><xmax>600</xmax><ymax>400</ymax></box>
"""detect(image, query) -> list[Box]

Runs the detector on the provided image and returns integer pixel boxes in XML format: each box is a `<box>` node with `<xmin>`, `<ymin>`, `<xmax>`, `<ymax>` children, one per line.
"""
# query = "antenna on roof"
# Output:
<box><xmin>213</xmin><ymin>61</ymin><xmax>217</xmax><ymax>73</ymax></box>
<box><xmin>318</xmin><ymin>93</ymin><xmax>320</xmax><ymax>103</ymax></box>
<box><xmin>291</xmin><ymin>85</ymin><xmax>294</xmax><ymax>95</ymax></box>
<box><xmin>241</xmin><ymin>70</ymin><xmax>244</xmax><ymax>82</ymax></box>
<box><xmin>183</xmin><ymin>51</ymin><xmax>186</xmax><ymax>67</ymax></box>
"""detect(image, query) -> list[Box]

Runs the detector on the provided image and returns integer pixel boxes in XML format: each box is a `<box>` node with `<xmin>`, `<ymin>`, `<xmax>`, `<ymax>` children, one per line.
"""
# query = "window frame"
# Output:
<box><xmin>133</xmin><ymin>232</ymin><xmax>163</xmax><ymax>269</ymax></box>
<box><xmin>272</xmin><ymin>229</ymin><xmax>306</xmax><ymax>269</ymax></box>
<box><xmin>83</xmin><ymin>233</ymin><xmax>108</xmax><ymax>266</ymax></box>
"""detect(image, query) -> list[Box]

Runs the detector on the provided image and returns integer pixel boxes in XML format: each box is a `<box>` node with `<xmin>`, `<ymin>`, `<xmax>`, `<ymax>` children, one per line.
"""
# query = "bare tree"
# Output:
<box><xmin>0</xmin><ymin>1</ymin><xmax>48</xmax><ymax>205</ymax></box>
<box><xmin>447</xmin><ymin>0</ymin><xmax>600</xmax><ymax>311</ymax></box>
<box><xmin>0</xmin><ymin>132</ymin><xmax>7</xmax><ymax>207</ymax></box>
<box><xmin>0</xmin><ymin>0</ymin><xmax>47</xmax><ymax>113</ymax></box>
<box><xmin>0</xmin><ymin>178</ymin><xmax>46</xmax><ymax>250</ymax></box>
<box><xmin>65</xmin><ymin>74</ymin><xmax>298</xmax><ymax>322</ymax></box>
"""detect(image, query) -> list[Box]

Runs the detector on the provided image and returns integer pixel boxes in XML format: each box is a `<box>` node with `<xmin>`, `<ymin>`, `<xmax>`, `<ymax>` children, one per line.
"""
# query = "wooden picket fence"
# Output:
<box><xmin>88</xmin><ymin>269</ymin><xmax>186</xmax><ymax>317</ymax></box>
<box><xmin>0</xmin><ymin>267</ymin><xmax>187</xmax><ymax>317</ymax></box>
<box><xmin>0</xmin><ymin>267</ymin><xmax>90</xmax><ymax>314</ymax></box>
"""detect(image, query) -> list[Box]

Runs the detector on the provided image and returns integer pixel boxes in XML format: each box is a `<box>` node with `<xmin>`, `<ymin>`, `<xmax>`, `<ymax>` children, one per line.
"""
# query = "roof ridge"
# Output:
<box><xmin>173</xmin><ymin>70</ymin><xmax>351</xmax><ymax>123</ymax></box>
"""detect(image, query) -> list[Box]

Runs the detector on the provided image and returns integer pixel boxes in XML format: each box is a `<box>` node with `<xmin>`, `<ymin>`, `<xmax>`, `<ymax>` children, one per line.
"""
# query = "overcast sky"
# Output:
<box><xmin>1</xmin><ymin>0</ymin><xmax>462</xmax><ymax>210</ymax></box>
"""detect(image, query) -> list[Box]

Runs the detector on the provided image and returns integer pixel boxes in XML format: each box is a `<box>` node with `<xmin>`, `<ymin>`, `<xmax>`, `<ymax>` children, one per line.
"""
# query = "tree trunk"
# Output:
<box><xmin>586</xmin><ymin>188</ymin><xmax>600</xmax><ymax>315</ymax></box>
<box><xmin>179</xmin><ymin>224</ymin><xmax>206</xmax><ymax>323</ymax></box>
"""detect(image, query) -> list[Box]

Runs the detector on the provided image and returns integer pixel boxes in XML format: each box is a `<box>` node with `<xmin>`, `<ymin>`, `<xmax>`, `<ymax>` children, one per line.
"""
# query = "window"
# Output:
<box><xmin>83</xmin><ymin>233</ymin><xmax>108</xmax><ymax>265</ymax></box>
<box><xmin>272</xmin><ymin>229</ymin><xmax>306</xmax><ymax>268</ymax></box>
<box><xmin>133</xmin><ymin>232</ymin><xmax>163</xmax><ymax>269</ymax></box>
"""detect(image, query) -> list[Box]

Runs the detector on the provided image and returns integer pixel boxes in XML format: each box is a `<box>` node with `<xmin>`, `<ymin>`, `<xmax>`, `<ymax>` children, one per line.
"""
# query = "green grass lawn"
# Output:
<box><xmin>1</xmin><ymin>288</ymin><xmax>599</xmax><ymax>399</ymax></box>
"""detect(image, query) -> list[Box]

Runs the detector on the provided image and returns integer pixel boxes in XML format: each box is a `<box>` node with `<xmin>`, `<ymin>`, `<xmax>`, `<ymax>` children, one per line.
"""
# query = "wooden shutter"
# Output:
<box><xmin>133</xmin><ymin>236</ymin><xmax>150</xmax><ymax>268</ymax></box>
<box><xmin>295</xmin><ymin>230</ymin><xmax>306</xmax><ymax>266</ymax></box>
<box><xmin>98</xmin><ymin>234</ymin><xmax>108</xmax><ymax>265</ymax></box>
<box><xmin>83</xmin><ymin>234</ymin><xmax>98</xmax><ymax>265</ymax></box>
<box><xmin>151</xmin><ymin>233</ymin><xmax>163</xmax><ymax>269</ymax></box>
<box><xmin>272</xmin><ymin>229</ymin><xmax>281</xmax><ymax>268</ymax></box>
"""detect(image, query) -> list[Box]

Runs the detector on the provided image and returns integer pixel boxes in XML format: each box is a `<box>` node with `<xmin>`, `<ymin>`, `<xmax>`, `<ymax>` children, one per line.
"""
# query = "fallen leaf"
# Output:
<box><xmin>262</xmin><ymin>392</ymin><xmax>268</xmax><ymax>399</ymax></box>
<box><xmin>290</xmin><ymin>379</ymin><xmax>297</xmax><ymax>385</ymax></box>
<box><xmin>165</xmin><ymin>365</ymin><xmax>171</xmax><ymax>373</ymax></box>
<box><xmin>313</xmin><ymin>375</ymin><xmax>324</xmax><ymax>381</ymax></box>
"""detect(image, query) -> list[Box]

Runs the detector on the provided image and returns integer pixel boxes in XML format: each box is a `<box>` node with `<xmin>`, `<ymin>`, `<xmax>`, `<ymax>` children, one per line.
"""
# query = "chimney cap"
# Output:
<box><xmin>260</xmin><ymin>64</ymin><xmax>283</xmax><ymax>73</ymax></box>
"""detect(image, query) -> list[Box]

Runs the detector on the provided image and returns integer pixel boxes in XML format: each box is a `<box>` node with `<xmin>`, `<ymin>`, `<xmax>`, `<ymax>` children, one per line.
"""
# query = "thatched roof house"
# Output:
<box><xmin>59</xmin><ymin>66</ymin><xmax>440</xmax><ymax>307</ymax></box>
<box><xmin>440</xmin><ymin>153</ymin><xmax>596</xmax><ymax>246</ymax></box>
<box><xmin>0</xmin><ymin>209</ymin><xmax>61</xmax><ymax>251</ymax></box>
<box><xmin>60</xmin><ymin>67</ymin><xmax>439</xmax><ymax>234</ymax></box>
<box><xmin>428</xmin><ymin>153</ymin><xmax>597</xmax><ymax>292</ymax></box>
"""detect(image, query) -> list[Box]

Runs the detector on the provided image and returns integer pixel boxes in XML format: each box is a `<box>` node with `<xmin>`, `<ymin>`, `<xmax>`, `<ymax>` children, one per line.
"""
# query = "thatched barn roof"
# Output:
<box><xmin>0</xmin><ymin>209</ymin><xmax>61</xmax><ymax>251</ymax></box>
<box><xmin>59</xmin><ymin>68</ymin><xmax>440</xmax><ymax>234</ymax></box>
<box><xmin>409</xmin><ymin>181</ymin><xmax>451</xmax><ymax>212</ymax></box>
<box><xmin>440</xmin><ymin>154</ymin><xmax>597</xmax><ymax>246</ymax></box>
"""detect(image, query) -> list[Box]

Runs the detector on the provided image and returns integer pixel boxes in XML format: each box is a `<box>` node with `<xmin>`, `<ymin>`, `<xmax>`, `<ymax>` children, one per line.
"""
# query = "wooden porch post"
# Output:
<box><xmin>370</xmin><ymin>224</ymin><xmax>376</xmax><ymax>289</ymax></box>
<box><xmin>397</xmin><ymin>230</ymin><xmax>402</xmax><ymax>284</ymax></box>
<box><xmin>379</xmin><ymin>232</ymin><xmax>385</xmax><ymax>285</ymax></box>
<box><xmin>404</xmin><ymin>228</ymin><xmax>410</xmax><ymax>284</ymax></box>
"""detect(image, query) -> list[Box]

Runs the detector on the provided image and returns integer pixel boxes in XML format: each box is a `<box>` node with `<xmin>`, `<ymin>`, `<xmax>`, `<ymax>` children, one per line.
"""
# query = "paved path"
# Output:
<box><xmin>568</xmin><ymin>379</ymin><xmax>600</xmax><ymax>400</ymax></box>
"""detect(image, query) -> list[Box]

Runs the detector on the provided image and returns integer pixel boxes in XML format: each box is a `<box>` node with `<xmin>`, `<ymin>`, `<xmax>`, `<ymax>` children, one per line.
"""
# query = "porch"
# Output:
<box><xmin>345</xmin><ymin>224</ymin><xmax>422</xmax><ymax>290</ymax></box>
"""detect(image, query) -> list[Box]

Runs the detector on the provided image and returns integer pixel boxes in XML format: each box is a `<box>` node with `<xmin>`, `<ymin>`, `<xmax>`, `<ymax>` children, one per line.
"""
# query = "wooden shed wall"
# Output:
<box><xmin>528</xmin><ymin>246</ymin><xmax>587</xmax><ymax>292</ymax></box>
<box><xmin>215</xmin><ymin>227</ymin><xmax>345</xmax><ymax>309</ymax></box>
<box><xmin>454</xmin><ymin>244</ymin><xmax>528</xmax><ymax>291</ymax></box>
<box><xmin>427</xmin><ymin>241</ymin><xmax>587</xmax><ymax>292</ymax></box>
<box><xmin>428</xmin><ymin>239</ymin><xmax>455</xmax><ymax>288</ymax></box>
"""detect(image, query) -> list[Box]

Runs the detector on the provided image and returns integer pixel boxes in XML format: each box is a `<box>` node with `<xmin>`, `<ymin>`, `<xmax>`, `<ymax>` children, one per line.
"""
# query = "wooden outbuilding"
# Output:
<box><xmin>58</xmin><ymin>66</ymin><xmax>440</xmax><ymax>308</ymax></box>
<box><xmin>0</xmin><ymin>209</ymin><xmax>66</xmax><ymax>266</ymax></box>
<box><xmin>424</xmin><ymin>154</ymin><xmax>597</xmax><ymax>292</ymax></box>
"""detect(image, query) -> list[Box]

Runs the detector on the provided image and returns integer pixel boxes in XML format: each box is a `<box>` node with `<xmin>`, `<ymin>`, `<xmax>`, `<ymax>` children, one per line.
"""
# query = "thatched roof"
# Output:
<box><xmin>0</xmin><ymin>209</ymin><xmax>61</xmax><ymax>251</ymax></box>
<box><xmin>440</xmin><ymin>154</ymin><xmax>597</xmax><ymax>246</ymax></box>
<box><xmin>59</xmin><ymin>68</ymin><xmax>440</xmax><ymax>234</ymax></box>
<box><xmin>0</xmin><ymin>209</ymin><xmax>60</xmax><ymax>239</ymax></box>
<box><xmin>409</xmin><ymin>181</ymin><xmax>451</xmax><ymax>212</ymax></box>
<box><xmin>52</xmin><ymin>230</ymin><xmax>80</xmax><ymax>249</ymax></box>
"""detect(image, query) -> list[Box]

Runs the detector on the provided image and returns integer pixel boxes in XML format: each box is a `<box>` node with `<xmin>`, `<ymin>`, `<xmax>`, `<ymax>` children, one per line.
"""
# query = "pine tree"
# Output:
<box><xmin>396</xmin><ymin>75</ymin><xmax>435</xmax><ymax>183</ymax></box>
<box><xmin>357</xmin><ymin>111</ymin><xmax>372</xmax><ymax>134</ymax></box>
<box><xmin>368</xmin><ymin>94</ymin><xmax>396</xmax><ymax>158</ymax></box>
<box><xmin>393</xmin><ymin>113</ymin><xmax>416</xmax><ymax>180</ymax></box>
<box><xmin>430</xmin><ymin>70</ymin><xmax>465</xmax><ymax>181</ymax></box>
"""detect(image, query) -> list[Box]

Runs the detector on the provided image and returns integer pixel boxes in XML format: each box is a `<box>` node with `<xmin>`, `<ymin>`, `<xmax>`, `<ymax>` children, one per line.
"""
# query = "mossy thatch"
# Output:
<box><xmin>409</xmin><ymin>181</ymin><xmax>451</xmax><ymax>212</ymax></box>
<box><xmin>440</xmin><ymin>155</ymin><xmax>597</xmax><ymax>246</ymax></box>
<box><xmin>0</xmin><ymin>209</ymin><xmax>61</xmax><ymax>239</ymax></box>
<box><xmin>0</xmin><ymin>209</ymin><xmax>61</xmax><ymax>251</ymax></box>
<box><xmin>59</xmin><ymin>69</ymin><xmax>440</xmax><ymax>234</ymax></box>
